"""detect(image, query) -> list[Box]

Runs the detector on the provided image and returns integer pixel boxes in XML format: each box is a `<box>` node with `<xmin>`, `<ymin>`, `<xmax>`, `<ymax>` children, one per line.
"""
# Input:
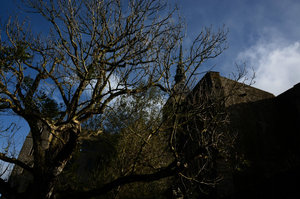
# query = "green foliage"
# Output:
<box><xmin>38</xmin><ymin>95</ymin><xmax>60</xmax><ymax>119</ymax></box>
<box><xmin>57</xmin><ymin>132</ymin><xmax>120</xmax><ymax>193</ymax></box>
<box><xmin>56</xmin><ymin>87</ymin><xmax>172</xmax><ymax>199</ymax></box>
<box><xmin>104</xmin><ymin>86</ymin><xmax>165</xmax><ymax>133</ymax></box>
<box><xmin>20</xmin><ymin>76</ymin><xmax>34</xmax><ymax>92</ymax></box>
<box><xmin>0</xmin><ymin>41</ymin><xmax>60</xmax><ymax>119</ymax></box>
<box><xmin>0</xmin><ymin>41</ymin><xmax>32</xmax><ymax>69</ymax></box>
<box><xmin>20</xmin><ymin>75</ymin><xmax>60</xmax><ymax>118</ymax></box>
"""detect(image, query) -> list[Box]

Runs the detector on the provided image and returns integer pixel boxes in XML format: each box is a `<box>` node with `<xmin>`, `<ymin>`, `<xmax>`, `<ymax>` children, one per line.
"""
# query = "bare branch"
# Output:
<box><xmin>0</xmin><ymin>153</ymin><xmax>34</xmax><ymax>174</ymax></box>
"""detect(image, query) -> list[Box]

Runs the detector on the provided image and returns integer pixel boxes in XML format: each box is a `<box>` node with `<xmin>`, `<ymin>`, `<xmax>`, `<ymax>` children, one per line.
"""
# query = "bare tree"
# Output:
<box><xmin>0</xmin><ymin>0</ymin><xmax>227</xmax><ymax>198</ymax></box>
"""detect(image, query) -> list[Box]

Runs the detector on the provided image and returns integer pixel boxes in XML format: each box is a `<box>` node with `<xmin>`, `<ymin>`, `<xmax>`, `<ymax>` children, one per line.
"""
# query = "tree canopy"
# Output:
<box><xmin>0</xmin><ymin>0</ymin><xmax>228</xmax><ymax>198</ymax></box>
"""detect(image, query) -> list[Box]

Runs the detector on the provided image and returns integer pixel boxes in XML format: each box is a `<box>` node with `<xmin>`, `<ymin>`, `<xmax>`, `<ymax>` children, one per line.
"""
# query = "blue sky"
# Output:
<box><xmin>0</xmin><ymin>0</ymin><xmax>300</xmax><ymax>154</ymax></box>
<box><xmin>1</xmin><ymin>0</ymin><xmax>300</xmax><ymax>95</ymax></box>
<box><xmin>175</xmin><ymin>0</ymin><xmax>300</xmax><ymax>95</ymax></box>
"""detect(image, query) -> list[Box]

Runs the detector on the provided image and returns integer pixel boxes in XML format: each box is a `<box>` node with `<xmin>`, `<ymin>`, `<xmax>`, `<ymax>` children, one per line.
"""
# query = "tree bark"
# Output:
<box><xmin>16</xmin><ymin>120</ymin><xmax>81</xmax><ymax>199</ymax></box>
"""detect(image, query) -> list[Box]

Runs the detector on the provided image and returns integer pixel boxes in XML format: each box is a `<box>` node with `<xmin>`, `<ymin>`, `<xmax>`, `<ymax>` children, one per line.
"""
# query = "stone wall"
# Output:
<box><xmin>8</xmin><ymin>133</ymin><xmax>34</xmax><ymax>193</ymax></box>
<box><xmin>187</xmin><ymin>72</ymin><xmax>300</xmax><ymax>198</ymax></box>
<box><xmin>228</xmin><ymin>82</ymin><xmax>300</xmax><ymax>198</ymax></box>
<box><xmin>8</xmin><ymin>122</ymin><xmax>51</xmax><ymax>193</ymax></box>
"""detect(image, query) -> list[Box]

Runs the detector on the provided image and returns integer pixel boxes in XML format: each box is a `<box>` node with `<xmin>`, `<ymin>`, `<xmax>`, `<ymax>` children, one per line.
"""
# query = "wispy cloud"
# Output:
<box><xmin>237</xmin><ymin>37</ymin><xmax>300</xmax><ymax>95</ymax></box>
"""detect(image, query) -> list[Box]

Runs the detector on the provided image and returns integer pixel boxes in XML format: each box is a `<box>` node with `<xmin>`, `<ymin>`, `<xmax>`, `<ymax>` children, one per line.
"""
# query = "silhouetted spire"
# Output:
<box><xmin>174</xmin><ymin>42</ymin><xmax>185</xmax><ymax>85</ymax></box>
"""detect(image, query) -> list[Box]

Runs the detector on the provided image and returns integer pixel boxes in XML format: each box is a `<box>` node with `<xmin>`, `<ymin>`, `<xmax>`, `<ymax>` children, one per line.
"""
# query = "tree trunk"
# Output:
<box><xmin>15</xmin><ymin>119</ymin><xmax>81</xmax><ymax>199</ymax></box>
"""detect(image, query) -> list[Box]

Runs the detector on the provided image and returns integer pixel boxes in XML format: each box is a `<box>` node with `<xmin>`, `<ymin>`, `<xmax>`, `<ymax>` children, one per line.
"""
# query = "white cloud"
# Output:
<box><xmin>85</xmin><ymin>73</ymin><xmax>122</xmax><ymax>96</ymax></box>
<box><xmin>237</xmin><ymin>40</ymin><xmax>300</xmax><ymax>96</ymax></box>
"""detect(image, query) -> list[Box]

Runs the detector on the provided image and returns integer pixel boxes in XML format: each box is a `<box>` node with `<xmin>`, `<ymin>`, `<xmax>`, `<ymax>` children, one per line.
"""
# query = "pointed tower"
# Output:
<box><xmin>163</xmin><ymin>42</ymin><xmax>188</xmax><ymax>121</ymax></box>
<box><xmin>173</xmin><ymin>42</ymin><xmax>187</xmax><ymax>93</ymax></box>
<box><xmin>175</xmin><ymin>44</ymin><xmax>184</xmax><ymax>83</ymax></box>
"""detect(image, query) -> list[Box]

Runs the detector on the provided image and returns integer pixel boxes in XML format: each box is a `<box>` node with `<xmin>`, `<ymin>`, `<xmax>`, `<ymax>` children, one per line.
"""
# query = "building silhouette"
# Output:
<box><xmin>8</xmin><ymin>66</ymin><xmax>300</xmax><ymax>198</ymax></box>
<box><xmin>166</xmin><ymin>69</ymin><xmax>300</xmax><ymax>198</ymax></box>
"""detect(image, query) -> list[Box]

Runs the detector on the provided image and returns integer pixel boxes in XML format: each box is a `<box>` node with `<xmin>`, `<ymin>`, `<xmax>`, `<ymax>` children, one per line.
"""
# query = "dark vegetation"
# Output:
<box><xmin>0</xmin><ymin>0</ymin><xmax>250</xmax><ymax>198</ymax></box>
